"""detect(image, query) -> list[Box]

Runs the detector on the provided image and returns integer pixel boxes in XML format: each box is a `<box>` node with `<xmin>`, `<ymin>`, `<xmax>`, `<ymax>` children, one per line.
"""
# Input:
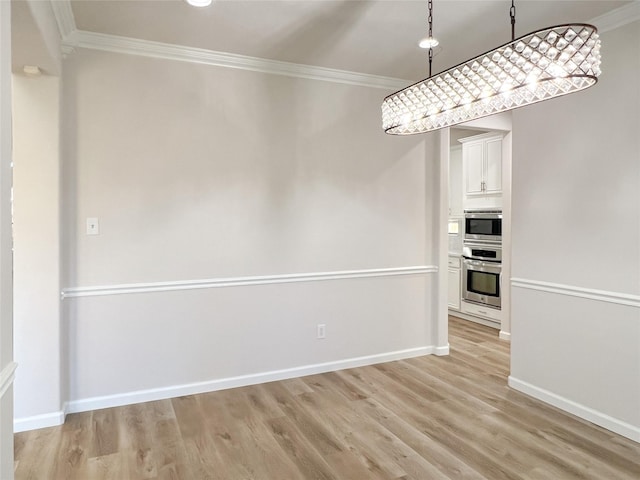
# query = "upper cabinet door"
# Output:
<box><xmin>460</xmin><ymin>132</ymin><xmax>504</xmax><ymax>210</ymax></box>
<box><xmin>484</xmin><ymin>137</ymin><xmax>503</xmax><ymax>194</ymax></box>
<box><xmin>464</xmin><ymin>141</ymin><xmax>484</xmax><ymax>196</ymax></box>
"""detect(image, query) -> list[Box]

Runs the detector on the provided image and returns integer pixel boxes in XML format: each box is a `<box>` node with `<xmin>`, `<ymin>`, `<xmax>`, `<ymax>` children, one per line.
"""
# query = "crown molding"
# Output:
<box><xmin>63</xmin><ymin>30</ymin><xmax>409</xmax><ymax>90</ymax></box>
<box><xmin>50</xmin><ymin>0</ymin><xmax>410</xmax><ymax>88</ymax></box>
<box><xmin>49</xmin><ymin>0</ymin><xmax>76</xmax><ymax>41</ymax></box>
<box><xmin>53</xmin><ymin>0</ymin><xmax>636</xmax><ymax>88</ymax></box>
<box><xmin>590</xmin><ymin>1</ymin><xmax>640</xmax><ymax>33</ymax></box>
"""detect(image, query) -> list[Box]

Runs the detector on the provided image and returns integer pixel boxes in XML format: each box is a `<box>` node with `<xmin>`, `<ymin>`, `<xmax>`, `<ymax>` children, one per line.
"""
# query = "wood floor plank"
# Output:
<box><xmin>355</xmin><ymin>397</ymin><xmax>489</xmax><ymax>480</ymax></box>
<box><xmin>14</xmin><ymin>316</ymin><xmax>640</xmax><ymax>479</ymax></box>
<box><xmin>265</xmin><ymin>415</ymin><xmax>339</xmax><ymax>480</ymax></box>
<box><xmin>92</xmin><ymin>408</ymin><xmax>119</xmax><ymax>458</ymax></box>
<box><xmin>371</xmin><ymin>393</ymin><xmax>527</xmax><ymax>480</ymax></box>
<box><xmin>241</xmin><ymin>383</ymin><xmax>287</xmax><ymax>421</ymax></box>
<box><xmin>261</xmin><ymin>381</ymin><xmax>345</xmax><ymax>458</ymax></box>
<box><xmin>180</xmin><ymin>432</ymin><xmax>234</xmax><ymax>480</ymax></box>
<box><xmin>171</xmin><ymin>395</ymin><xmax>207</xmax><ymax>440</ymax></box>
<box><xmin>85</xmin><ymin>452</ymin><xmax>128</xmax><ymax>480</ymax></box>
<box><xmin>49</xmin><ymin>411</ymin><xmax>96</xmax><ymax>480</ymax></box>
<box><xmin>228</xmin><ymin>415</ymin><xmax>306</xmax><ymax>479</ymax></box>
<box><xmin>417</xmin><ymin>347</ymin><xmax>640</xmax><ymax>470</ymax></box>
<box><xmin>117</xmin><ymin>403</ymin><xmax>159</xmax><ymax>479</ymax></box>
<box><xmin>245</xmin><ymin>389</ymin><xmax>376</xmax><ymax>479</ymax></box>
<box><xmin>295</xmin><ymin>388</ymin><xmax>410</xmax><ymax>479</ymax></box>
<box><xmin>13</xmin><ymin>425</ymin><xmax>63</xmax><ymax>480</ymax></box>
<box><xmin>279</xmin><ymin>377</ymin><xmax>315</xmax><ymax>397</ymax></box>
<box><xmin>146</xmin><ymin>401</ymin><xmax>193</xmax><ymax>480</ymax></box>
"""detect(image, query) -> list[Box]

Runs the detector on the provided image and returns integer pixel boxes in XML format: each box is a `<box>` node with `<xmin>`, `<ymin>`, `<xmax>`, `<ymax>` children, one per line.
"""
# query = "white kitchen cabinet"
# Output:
<box><xmin>462</xmin><ymin>300</ymin><xmax>502</xmax><ymax>323</ymax></box>
<box><xmin>460</xmin><ymin>132</ymin><xmax>504</xmax><ymax>209</ymax></box>
<box><xmin>484</xmin><ymin>137</ymin><xmax>503</xmax><ymax>194</ymax></box>
<box><xmin>463</xmin><ymin>141</ymin><xmax>484</xmax><ymax>195</ymax></box>
<box><xmin>447</xmin><ymin>256</ymin><xmax>461</xmax><ymax>311</ymax></box>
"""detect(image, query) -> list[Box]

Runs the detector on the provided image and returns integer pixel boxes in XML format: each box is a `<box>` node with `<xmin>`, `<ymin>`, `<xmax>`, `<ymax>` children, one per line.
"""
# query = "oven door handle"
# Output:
<box><xmin>463</xmin><ymin>259</ymin><xmax>491</xmax><ymax>267</ymax></box>
<box><xmin>463</xmin><ymin>259</ymin><xmax>502</xmax><ymax>274</ymax></box>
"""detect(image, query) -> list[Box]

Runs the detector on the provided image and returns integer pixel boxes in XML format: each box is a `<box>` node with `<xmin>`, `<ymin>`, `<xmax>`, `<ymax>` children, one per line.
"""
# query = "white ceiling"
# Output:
<box><xmin>66</xmin><ymin>0</ymin><xmax>630</xmax><ymax>80</ymax></box>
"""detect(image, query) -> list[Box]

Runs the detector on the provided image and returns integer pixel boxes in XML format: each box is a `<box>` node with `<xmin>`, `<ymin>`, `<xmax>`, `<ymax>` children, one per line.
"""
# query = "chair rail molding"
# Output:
<box><xmin>62</xmin><ymin>265</ymin><xmax>438</xmax><ymax>299</ymax></box>
<box><xmin>511</xmin><ymin>278</ymin><xmax>640</xmax><ymax>308</ymax></box>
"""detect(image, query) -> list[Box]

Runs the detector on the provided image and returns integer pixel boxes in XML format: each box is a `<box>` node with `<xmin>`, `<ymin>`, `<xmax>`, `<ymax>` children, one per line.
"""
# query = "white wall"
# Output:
<box><xmin>59</xmin><ymin>49</ymin><xmax>440</xmax><ymax>411</ymax></box>
<box><xmin>64</xmin><ymin>50</ymin><xmax>432</xmax><ymax>285</ymax></box>
<box><xmin>448</xmin><ymin>144</ymin><xmax>462</xmax><ymax>217</ymax></box>
<box><xmin>0</xmin><ymin>0</ymin><xmax>14</xmax><ymax>476</ymax></box>
<box><xmin>510</xmin><ymin>20</ymin><xmax>640</xmax><ymax>441</ymax></box>
<box><xmin>11</xmin><ymin>0</ymin><xmax>61</xmax><ymax>76</ymax></box>
<box><xmin>12</xmin><ymin>74</ymin><xmax>62</xmax><ymax>429</ymax></box>
<box><xmin>500</xmin><ymin>129</ymin><xmax>512</xmax><ymax>339</ymax></box>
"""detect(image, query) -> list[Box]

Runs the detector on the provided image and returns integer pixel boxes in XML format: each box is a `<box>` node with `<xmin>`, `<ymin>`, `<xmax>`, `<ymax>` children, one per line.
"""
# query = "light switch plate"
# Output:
<box><xmin>86</xmin><ymin>217</ymin><xmax>99</xmax><ymax>235</ymax></box>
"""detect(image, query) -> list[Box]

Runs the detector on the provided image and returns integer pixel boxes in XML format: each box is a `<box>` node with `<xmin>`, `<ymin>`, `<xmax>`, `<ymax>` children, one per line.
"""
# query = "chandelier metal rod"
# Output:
<box><xmin>428</xmin><ymin>0</ymin><xmax>434</xmax><ymax>77</ymax></box>
<box><xmin>510</xmin><ymin>0</ymin><xmax>516</xmax><ymax>41</ymax></box>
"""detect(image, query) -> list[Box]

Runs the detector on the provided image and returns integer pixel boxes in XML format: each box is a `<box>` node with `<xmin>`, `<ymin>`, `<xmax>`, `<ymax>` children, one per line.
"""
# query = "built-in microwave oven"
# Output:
<box><xmin>464</xmin><ymin>210</ymin><xmax>502</xmax><ymax>243</ymax></box>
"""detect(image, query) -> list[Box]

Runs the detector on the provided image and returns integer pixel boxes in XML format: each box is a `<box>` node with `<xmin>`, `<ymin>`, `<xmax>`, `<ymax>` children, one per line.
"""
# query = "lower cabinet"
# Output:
<box><xmin>461</xmin><ymin>300</ymin><xmax>502</xmax><ymax>323</ymax></box>
<box><xmin>447</xmin><ymin>256</ymin><xmax>461</xmax><ymax>311</ymax></box>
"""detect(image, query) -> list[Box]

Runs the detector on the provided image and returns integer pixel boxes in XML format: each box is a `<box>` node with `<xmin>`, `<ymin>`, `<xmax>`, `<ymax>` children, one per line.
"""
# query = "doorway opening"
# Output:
<box><xmin>439</xmin><ymin>115</ymin><xmax>513</xmax><ymax>362</ymax></box>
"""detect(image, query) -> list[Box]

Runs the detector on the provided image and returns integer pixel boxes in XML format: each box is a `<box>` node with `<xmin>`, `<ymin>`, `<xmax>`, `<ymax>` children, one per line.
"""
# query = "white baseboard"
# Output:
<box><xmin>499</xmin><ymin>330</ymin><xmax>511</xmax><ymax>341</ymax></box>
<box><xmin>508</xmin><ymin>376</ymin><xmax>640</xmax><ymax>443</ymax></box>
<box><xmin>434</xmin><ymin>345</ymin><xmax>450</xmax><ymax>356</ymax></box>
<box><xmin>67</xmin><ymin>345</ymin><xmax>436</xmax><ymax>415</ymax></box>
<box><xmin>14</xmin><ymin>405</ymin><xmax>67</xmax><ymax>433</ymax></box>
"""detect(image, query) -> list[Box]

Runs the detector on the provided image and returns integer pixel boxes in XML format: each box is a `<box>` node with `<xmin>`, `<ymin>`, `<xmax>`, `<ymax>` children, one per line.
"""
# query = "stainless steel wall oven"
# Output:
<box><xmin>462</xmin><ymin>242</ymin><xmax>502</xmax><ymax>309</ymax></box>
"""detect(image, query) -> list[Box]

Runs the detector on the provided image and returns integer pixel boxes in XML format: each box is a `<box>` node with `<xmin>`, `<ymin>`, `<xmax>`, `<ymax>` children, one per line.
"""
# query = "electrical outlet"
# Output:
<box><xmin>317</xmin><ymin>324</ymin><xmax>326</xmax><ymax>339</ymax></box>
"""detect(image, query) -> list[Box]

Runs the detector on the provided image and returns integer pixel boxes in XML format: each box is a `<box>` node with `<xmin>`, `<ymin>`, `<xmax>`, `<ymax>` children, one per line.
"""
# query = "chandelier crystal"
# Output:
<box><xmin>382</xmin><ymin>23</ymin><xmax>601</xmax><ymax>135</ymax></box>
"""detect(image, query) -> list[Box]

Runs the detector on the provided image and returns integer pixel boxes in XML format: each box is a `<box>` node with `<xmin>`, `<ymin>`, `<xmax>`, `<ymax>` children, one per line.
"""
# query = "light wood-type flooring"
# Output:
<box><xmin>14</xmin><ymin>316</ymin><xmax>640</xmax><ymax>479</ymax></box>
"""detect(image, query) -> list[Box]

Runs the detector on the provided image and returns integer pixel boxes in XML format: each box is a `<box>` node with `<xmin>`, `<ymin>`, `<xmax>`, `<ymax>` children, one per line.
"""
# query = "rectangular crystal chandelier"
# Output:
<box><xmin>382</xmin><ymin>24</ymin><xmax>601</xmax><ymax>135</ymax></box>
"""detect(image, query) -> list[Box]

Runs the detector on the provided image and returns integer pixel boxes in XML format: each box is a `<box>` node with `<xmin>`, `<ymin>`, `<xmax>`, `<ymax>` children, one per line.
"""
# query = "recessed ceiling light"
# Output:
<box><xmin>185</xmin><ymin>0</ymin><xmax>212</xmax><ymax>7</ymax></box>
